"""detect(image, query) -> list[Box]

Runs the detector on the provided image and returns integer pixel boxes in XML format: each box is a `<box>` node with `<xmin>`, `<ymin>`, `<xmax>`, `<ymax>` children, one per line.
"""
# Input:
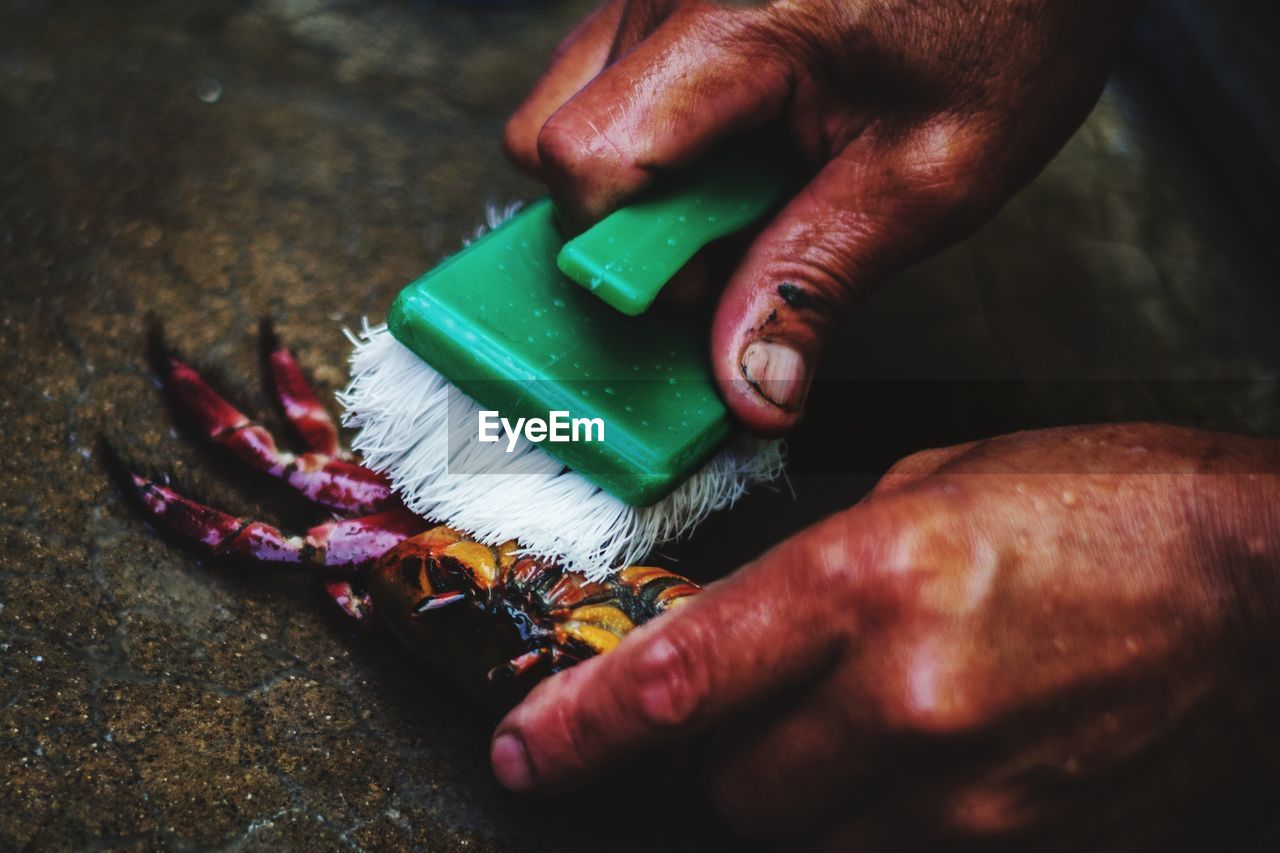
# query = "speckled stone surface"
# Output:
<box><xmin>1</xmin><ymin>1</ymin><xmax>1276</xmax><ymax>849</ymax></box>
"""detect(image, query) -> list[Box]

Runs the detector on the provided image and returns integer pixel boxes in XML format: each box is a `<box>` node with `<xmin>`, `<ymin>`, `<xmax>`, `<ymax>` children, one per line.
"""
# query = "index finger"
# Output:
<box><xmin>534</xmin><ymin>4</ymin><xmax>793</xmax><ymax>227</ymax></box>
<box><xmin>489</xmin><ymin>513</ymin><xmax>861</xmax><ymax>792</ymax></box>
<box><xmin>504</xmin><ymin>0</ymin><xmax>628</xmax><ymax>173</ymax></box>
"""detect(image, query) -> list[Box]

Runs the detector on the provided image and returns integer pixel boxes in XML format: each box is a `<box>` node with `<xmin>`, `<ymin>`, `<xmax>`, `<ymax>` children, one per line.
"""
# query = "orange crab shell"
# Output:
<box><xmin>368</xmin><ymin>526</ymin><xmax>700</xmax><ymax>700</ymax></box>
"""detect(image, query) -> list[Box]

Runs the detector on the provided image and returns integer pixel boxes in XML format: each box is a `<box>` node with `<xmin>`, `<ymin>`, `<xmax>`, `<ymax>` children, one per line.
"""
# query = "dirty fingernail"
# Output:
<box><xmin>491</xmin><ymin>732</ymin><xmax>533</xmax><ymax>791</ymax></box>
<box><xmin>741</xmin><ymin>341</ymin><xmax>806</xmax><ymax>410</ymax></box>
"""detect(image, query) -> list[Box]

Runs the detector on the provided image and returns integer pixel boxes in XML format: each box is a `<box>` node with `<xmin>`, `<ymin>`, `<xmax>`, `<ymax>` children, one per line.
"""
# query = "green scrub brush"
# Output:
<box><xmin>341</xmin><ymin>147</ymin><xmax>793</xmax><ymax>579</ymax></box>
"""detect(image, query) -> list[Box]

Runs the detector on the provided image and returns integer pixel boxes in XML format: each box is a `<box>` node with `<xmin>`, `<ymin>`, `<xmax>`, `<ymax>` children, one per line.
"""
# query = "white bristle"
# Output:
<box><xmin>339</xmin><ymin>323</ymin><xmax>784</xmax><ymax>581</ymax></box>
<box><xmin>462</xmin><ymin>201</ymin><xmax>525</xmax><ymax>247</ymax></box>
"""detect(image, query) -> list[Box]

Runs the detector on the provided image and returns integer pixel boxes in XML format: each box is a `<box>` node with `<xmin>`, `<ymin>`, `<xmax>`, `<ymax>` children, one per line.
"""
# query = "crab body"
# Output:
<box><xmin>115</xmin><ymin>323</ymin><xmax>698</xmax><ymax>697</ymax></box>
<box><xmin>369</xmin><ymin>526</ymin><xmax>697</xmax><ymax>696</ymax></box>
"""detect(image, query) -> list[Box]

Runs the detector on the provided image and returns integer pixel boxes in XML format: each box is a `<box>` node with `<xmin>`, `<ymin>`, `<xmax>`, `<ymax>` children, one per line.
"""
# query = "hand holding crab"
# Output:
<box><xmin>495</xmin><ymin>1</ymin><xmax>1280</xmax><ymax>844</ymax></box>
<box><xmin>492</xmin><ymin>425</ymin><xmax>1280</xmax><ymax>849</ymax></box>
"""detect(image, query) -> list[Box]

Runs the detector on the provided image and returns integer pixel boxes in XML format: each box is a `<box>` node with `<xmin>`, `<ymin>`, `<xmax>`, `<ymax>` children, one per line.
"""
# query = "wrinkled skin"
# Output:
<box><xmin>492</xmin><ymin>424</ymin><xmax>1280</xmax><ymax>849</ymax></box>
<box><xmin>504</xmin><ymin>0</ymin><xmax>1144</xmax><ymax>434</ymax></box>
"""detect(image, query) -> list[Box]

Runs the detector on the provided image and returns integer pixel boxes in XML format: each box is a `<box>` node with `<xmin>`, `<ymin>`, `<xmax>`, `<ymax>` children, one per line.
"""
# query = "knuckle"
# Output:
<box><xmin>859</xmin><ymin>501</ymin><xmax>929</xmax><ymax>581</ymax></box>
<box><xmin>879</xmin><ymin>653</ymin><xmax>984</xmax><ymax>736</ymax></box>
<box><xmin>855</xmin><ymin>491</ymin><xmax>970</xmax><ymax>590</ymax></box>
<box><xmin>632</xmin><ymin>631</ymin><xmax>711</xmax><ymax>730</ymax></box>
<box><xmin>536</xmin><ymin>111</ymin><xmax>637</xmax><ymax>219</ymax></box>
<box><xmin>763</xmin><ymin>208</ymin><xmax>890</xmax><ymax>307</ymax></box>
<box><xmin>872</xmin><ymin>443</ymin><xmax>975</xmax><ymax>497</ymax></box>
<box><xmin>537</xmin><ymin>108</ymin><xmax>634</xmax><ymax>180</ymax></box>
<box><xmin>885</xmin><ymin>691</ymin><xmax>978</xmax><ymax>737</ymax></box>
<box><xmin>896</xmin><ymin>119</ymin><xmax>994</xmax><ymax>221</ymax></box>
<box><xmin>881</xmin><ymin>446</ymin><xmax>951</xmax><ymax>481</ymax></box>
<box><xmin>536</xmin><ymin>115</ymin><xmax>592</xmax><ymax>176</ymax></box>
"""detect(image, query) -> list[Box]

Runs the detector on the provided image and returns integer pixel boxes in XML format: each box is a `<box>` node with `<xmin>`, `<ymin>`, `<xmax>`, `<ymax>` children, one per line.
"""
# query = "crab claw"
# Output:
<box><xmin>148</xmin><ymin>325</ymin><xmax>396</xmax><ymax>515</ymax></box>
<box><xmin>260</xmin><ymin>319</ymin><xmax>348</xmax><ymax>459</ymax></box>
<box><xmin>106</xmin><ymin>446</ymin><xmax>424</xmax><ymax>574</ymax></box>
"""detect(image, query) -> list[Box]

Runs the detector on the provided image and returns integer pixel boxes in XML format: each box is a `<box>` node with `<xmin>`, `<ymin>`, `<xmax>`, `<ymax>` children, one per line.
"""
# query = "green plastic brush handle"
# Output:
<box><xmin>556</xmin><ymin>139</ymin><xmax>797</xmax><ymax>316</ymax></box>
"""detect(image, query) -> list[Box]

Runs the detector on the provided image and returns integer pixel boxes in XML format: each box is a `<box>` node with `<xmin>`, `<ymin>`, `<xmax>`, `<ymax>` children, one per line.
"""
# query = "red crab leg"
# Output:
<box><xmin>126</xmin><ymin>472</ymin><xmax>424</xmax><ymax>573</ymax></box>
<box><xmin>488</xmin><ymin>647</ymin><xmax>574</xmax><ymax>682</ymax></box>
<box><xmin>260</xmin><ymin>321</ymin><xmax>349</xmax><ymax>459</ymax></box>
<box><xmin>260</xmin><ymin>326</ymin><xmax>377</xmax><ymax>620</ymax></box>
<box><xmin>489</xmin><ymin>648</ymin><xmax>550</xmax><ymax>682</ymax></box>
<box><xmin>157</xmin><ymin>354</ymin><xmax>395</xmax><ymax>515</ymax></box>
<box><xmin>325</xmin><ymin>580</ymin><xmax>374</xmax><ymax>622</ymax></box>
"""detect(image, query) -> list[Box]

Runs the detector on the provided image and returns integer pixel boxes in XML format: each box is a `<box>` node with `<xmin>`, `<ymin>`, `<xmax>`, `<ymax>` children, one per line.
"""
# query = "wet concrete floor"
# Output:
<box><xmin>2</xmin><ymin>0</ymin><xmax>1277</xmax><ymax>849</ymax></box>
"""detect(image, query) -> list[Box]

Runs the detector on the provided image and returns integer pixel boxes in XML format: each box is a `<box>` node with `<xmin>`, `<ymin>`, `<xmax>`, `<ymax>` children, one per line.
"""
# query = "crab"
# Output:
<box><xmin>112</xmin><ymin>322</ymin><xmax>700</xmax><ymax>700</ymax></box>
